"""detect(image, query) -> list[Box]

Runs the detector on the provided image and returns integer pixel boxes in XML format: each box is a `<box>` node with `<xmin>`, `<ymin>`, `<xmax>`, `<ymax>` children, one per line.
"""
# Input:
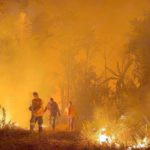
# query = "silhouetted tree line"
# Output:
<box><xmin>60</xmin><ymin>14</ymin><xmax>150</xmax><ymax>126</ymax></box>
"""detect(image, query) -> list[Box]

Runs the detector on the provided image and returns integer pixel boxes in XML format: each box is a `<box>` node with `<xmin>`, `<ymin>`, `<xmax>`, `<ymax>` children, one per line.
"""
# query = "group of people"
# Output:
<box><xmin>29</xmin><ymin>92</ymin><xmax>76</xmax><ymax>133</ymax></box>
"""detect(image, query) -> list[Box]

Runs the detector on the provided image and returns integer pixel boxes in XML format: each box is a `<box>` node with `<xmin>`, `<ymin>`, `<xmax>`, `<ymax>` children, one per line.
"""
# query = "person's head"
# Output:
<box><xmin>33</xmin><ymin>92</ymin><xmax>39</xmax><ymax>99</ymax></box>
<box><xmin>68</xmin><ymin>101</ymin><xmax>72</xmax><ymax>107</ymax></box>
<box><xmin>50</xmin><ymin>97</ymin><xmax>54</xmax><ymax>103</ymax></box>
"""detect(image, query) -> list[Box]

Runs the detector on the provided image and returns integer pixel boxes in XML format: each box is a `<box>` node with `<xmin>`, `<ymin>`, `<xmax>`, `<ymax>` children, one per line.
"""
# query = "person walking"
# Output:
<box><xmin>45</xmin><ymin>98</ymin><xmax>60</xmax><ymax>130</ymax></box>
<box><xmin>29</xmin><ymin>92</ymin><xmax>44</xmax><ymax>133</ymax></box>
<box><xmin>66</xmin><ymin>101</ymin><xmax>76</xmax><ymax>131</ymax></box>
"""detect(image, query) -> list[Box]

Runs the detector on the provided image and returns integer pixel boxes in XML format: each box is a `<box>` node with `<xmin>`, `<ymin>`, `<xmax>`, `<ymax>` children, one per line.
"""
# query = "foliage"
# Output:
<box><xmin>0</xmin><ymin>106</ymin><xmax>6</xmax><ymax>128</ymax></box>
<box><xmin>0</xmin><ymin>105</ymin><xmax>17</xmax><ymax>129</ymax></box>
<box><xmin>129</xmin><ymin>15</ymin><xmax>150</xmax><ymax>87</ymax></box>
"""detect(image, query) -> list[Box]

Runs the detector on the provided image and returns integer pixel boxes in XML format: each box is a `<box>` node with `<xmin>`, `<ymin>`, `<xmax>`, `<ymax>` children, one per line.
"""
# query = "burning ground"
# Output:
<box><xmin>0</xmin><ymin>127</ymin><xmax>149</xmax><ymax>150</ymax></box>
<box><xmin>0</xmin><ymin>128</ymin><xmax>117</xmax><ymax>150</ymax></box>
<box><xmin>0</xmin><ymin>128</ymin><xmax>137</xmax><ymax>150</ymax></box>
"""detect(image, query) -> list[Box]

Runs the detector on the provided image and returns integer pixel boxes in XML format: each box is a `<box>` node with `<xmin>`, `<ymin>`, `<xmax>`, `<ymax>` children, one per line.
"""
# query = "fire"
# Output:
<box><xmin>133</xmin><ymin>137</ymin><xmax>148</xmax><ymax>149</ymax></box>
<box><xmin>14</xmin><ymin>123</ymin><xmax>19</xmax><ymax>127</ymax></box>
<box><xmin>96</xmin><ymin>126</ymin><xmax>150</xmax><ymax>149</ymax></box>
<box><xmin>98</xmin><ymin>134</ymin><xmax>112</xmax><ymax>144</ymax></box>
<box><xmin>5</xmin><ymin>112</ymin><xmax>11</xmax><ymax>123</ymax></box>
<box><xmin>97</xmin><ymin>128</ymin><xmax>149</xmax><ymax>149</ymax></box>
<box><xmin>97</xmin><ymin>128</ymin><xmax>113</xmax><ymax>145</ymax></box>
<box><xmin>42</xmin><ymin>125</ymin><xmax>48</xmax><ymax>129</ymax></box>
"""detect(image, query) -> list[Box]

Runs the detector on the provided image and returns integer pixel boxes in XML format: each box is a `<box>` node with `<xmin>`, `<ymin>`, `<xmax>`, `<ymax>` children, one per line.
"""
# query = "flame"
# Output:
<box><xmin>14</xmin><ymin>123</ymin><xmax>19</xmax><ymax>127</ymax></box>
<box><xmin>5</xmin><ymin>112</ymin><xmax>11</xmax><ymax>123</ymax></box>
<box><xmin>98</xmin><ymin>134</ymin><xmax>112</xmax><ymax>144</ymax></box>
<box><xmin>96</xmin><ymin>128</ymin><xmax>149</xmax><ymax>149</ymax></box>
<box><xmin>42</xmin><ymin>125</ymin><xmax>48</xmax><ymax>128</ymax></box>
<box><xmin>97</xmin><ymin>128</ymin><xmax>113</xmax><ymax>144</ymax></box>
<box><xmin>133</xmin><ymin>137</ymin><xmax>148</xmax><ymax>149</ymax></box>
<box><xmin>0</xmin><ymin>109</ymin><xmax>11</xmax><ymax>124</ymax></box>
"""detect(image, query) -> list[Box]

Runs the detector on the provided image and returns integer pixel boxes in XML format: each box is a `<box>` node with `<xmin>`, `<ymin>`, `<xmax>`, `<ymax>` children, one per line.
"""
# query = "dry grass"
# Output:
<box><xmin>0</xmin><ymin>128</ymin><xmax>140</xmax><ymax>150</ymax></box>
<box><xmin>0</xmin><ymin>128</ymin><xmax>81</xmax><ymax>150</ymax></box>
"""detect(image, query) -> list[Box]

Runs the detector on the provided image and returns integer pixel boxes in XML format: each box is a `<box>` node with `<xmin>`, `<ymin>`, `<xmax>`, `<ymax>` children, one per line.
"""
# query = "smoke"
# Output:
<box><xmin>0</xmin><ymin>0</ymin><xmax>149</xmax><ymax>128</ymax></box>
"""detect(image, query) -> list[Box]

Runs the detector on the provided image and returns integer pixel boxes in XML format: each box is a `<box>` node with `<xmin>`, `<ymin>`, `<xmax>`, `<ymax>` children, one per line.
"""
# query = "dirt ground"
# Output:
<box><xmin>0</xmin><ymin>128</ymin><xmax>140</xmax><ymax>150</ymax></box>
<box><xmin>0</xmin><ymin>128</ymin><xmax>89</xmax><ymax>150</ymax></box>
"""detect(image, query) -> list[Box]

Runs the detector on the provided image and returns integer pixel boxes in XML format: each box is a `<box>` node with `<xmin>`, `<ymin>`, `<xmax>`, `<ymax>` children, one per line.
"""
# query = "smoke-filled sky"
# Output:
<box><xmin>0</xmin><ymin>0</ymin><xmax>150</xmax><ymax>128</ymax></box>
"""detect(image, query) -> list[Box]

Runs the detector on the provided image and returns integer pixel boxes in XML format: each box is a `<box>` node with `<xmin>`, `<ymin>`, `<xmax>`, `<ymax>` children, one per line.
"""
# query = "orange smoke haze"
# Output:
<box><xmin>0</xmin><ymin>0</ymin><xmax>150</xmax><ymax>128</ymax></box>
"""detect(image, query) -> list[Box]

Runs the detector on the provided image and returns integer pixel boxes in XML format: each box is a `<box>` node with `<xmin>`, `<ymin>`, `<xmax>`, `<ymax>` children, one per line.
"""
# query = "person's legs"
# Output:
<box><xmin>30</xmin><ymin>115</ymin><xmax>36</xmax><ymax>132</ymax></box>
<box><xmin>50</xmin><ymin>116</ymin><xmax>53</xmax><ymax>130</ymax></box>
<box><xmin>37</xmin><ymin>116</ymin><xmax>43</xmax><ymax>133</ymax></box>
<box><xmin>71</xmin><ymin>117</ymin><xmax>74</xmax><ymax>131</ymax></box>
<box><xmin>68</xmin><ymin>117</ymin><xmax>71</xmax><ymax>131</ymax></box>
<box><xmin>51</xmin><ymin>116</ymin><xmax>56</xmax><ymax>130</ymax></box>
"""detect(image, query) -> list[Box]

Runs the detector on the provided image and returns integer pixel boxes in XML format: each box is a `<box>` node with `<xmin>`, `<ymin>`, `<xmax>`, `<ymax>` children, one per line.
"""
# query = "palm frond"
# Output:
<box><xmin>117</xmin><ymin>62</ymin><xmax>121</xmax><ymax>75</ymax></box>
<box><xmin>122</xmin><ymin>60</ymin><xmax>133</xmax><ymax>78</ymax></box>
<box><xmin>100</xmin><ymin>77</ymin><xmax>118</xmax><ymax>85</ymax></box>
<box><xmin>106</xmin><ymin>67</ymin><xmax>119</xmax><ymax>77</ymax></box>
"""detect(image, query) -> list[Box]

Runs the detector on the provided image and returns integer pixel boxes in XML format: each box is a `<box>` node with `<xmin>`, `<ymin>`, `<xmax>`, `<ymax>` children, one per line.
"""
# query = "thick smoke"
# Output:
<box><xmin>0</xmin><ymin>0</ymin><xmax>149</xmax><ymax>128</ymax></box>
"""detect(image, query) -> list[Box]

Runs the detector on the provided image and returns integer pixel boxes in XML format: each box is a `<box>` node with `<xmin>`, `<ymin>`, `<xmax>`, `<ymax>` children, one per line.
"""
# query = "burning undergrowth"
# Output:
<box><xmin>81</xmin><ymin>106</ymin><xmax>150</xmax><ymax>149</ymax></box>
<box><xmin>80</xmin><ymin>56</ymin><xmax>150</xmax><ymax>149</ymax></box>
<box><xmin>0</xmin><ymin>105</ymin><xmax>19</xmax><ymax>129</ymax></box>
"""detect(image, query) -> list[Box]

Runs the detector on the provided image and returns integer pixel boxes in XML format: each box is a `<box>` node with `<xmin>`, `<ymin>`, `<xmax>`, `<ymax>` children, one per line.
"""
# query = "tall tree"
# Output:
<box><xmin>129</xmin><ymin>15</ymin><xmax>150</xmax><ymax>88</ymax></box>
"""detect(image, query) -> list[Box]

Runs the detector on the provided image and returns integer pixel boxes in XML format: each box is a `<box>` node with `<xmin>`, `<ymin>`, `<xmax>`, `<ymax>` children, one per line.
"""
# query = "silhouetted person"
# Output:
<box><xmin>45</xmin><ymin>98</ymin><xmax>60</xmax><ymax>130</ymax></box>
<box><xmin>66</xmin><ymin>101</ymin><xmax>76</xmax><ymax>131</ymax></box>
<box><xmin>29</xmin><ymin>92</ymin><xmax>44</xmax><ymax>133</ymax></box>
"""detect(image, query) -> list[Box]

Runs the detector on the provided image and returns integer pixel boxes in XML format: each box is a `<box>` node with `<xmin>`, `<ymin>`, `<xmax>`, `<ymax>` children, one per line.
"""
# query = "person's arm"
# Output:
<box><xmin>29</xmin><ymin>105</ymin><xmax>32</xmax><ymax>111</ymax></box>
<box><xmin>44</xmin><ymin>104</ymin><xmax>48</xmax><ymax>113</ymax></box>
<box><xmin>29</xmin><ymin>100</ymin><xmax>34</xmax><ymax>114</ymax></box>
<box><xmin>57</xmin><ymin>104</ymin><xmax>61</xmax><ymax>116</ymax></box>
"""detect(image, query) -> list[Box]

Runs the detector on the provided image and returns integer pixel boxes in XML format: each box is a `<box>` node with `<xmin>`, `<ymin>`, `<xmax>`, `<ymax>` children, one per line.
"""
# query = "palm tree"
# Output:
<box><xmin>105</xmin><ymin>60</ymin><xmax>133</xmax><ymax>95</ymax></box>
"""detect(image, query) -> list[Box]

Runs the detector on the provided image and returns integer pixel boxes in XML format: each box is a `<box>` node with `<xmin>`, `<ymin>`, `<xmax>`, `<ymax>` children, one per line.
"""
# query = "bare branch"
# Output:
<box><xmin>106</xmin><ymin>67</ymin><xmax>119</xmax><ymax>77</ymax></box>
